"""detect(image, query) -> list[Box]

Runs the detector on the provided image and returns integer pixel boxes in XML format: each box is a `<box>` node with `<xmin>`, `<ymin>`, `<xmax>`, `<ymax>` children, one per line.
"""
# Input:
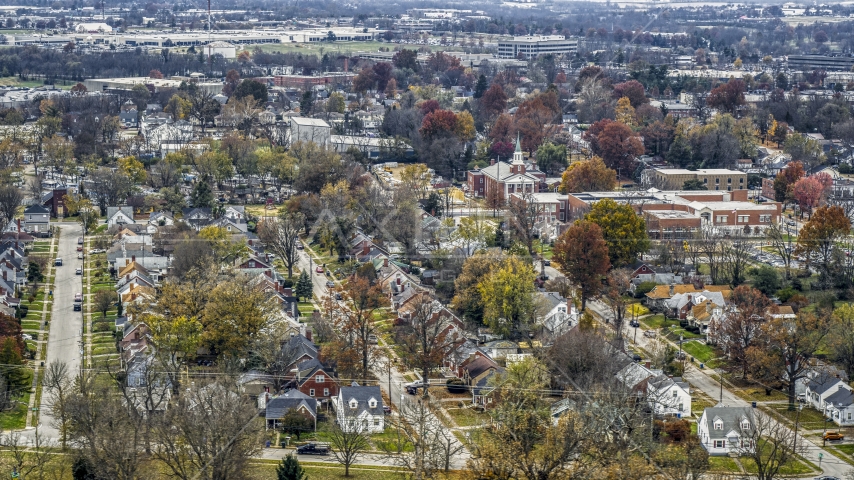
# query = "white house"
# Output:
<box><xmin>538</xmin><ymin>292</ymin><xmax>578</xmax><ymax>338</ymax></box>
<box><xmin>22</xmin><ymin>204</ymin><xmax>50</xmax><ymax>233</ymax></box>
<box><xmin>106</xmin><ymin>206</ymin><xmax>135</xmax><ymax>227</ymax></box>
<box><xmin>805</xmin><ymin>376</ymin><xmax>849</xmax><ymax>412</ymax></box>
<box><xmin>289</xmin><ymin>117</ymin><xmax>331</xmax><ymax>145</ymax></box>
<box><xmin>824</xmin><ymin>388</ymin><xmax>854</xmax><ymax>427</ymax></box>
<box><xmin>697</xmin><ymin>406</ymin><xmax>755</xmax><ymax>456</ymax></box>
<box><xmin>615</xmin><ymin>360</ymin><xmax>692</xmax><ymax>417</ymax></box>
<box><xmin>334</xmin><ymin>383</ymin><xmax>384</xmax><ymax>433</ymax></box>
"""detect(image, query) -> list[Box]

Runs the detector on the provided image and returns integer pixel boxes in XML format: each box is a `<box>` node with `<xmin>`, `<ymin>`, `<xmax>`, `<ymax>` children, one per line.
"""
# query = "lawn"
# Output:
<box><xmin>444</xmin><ymin>407</ymin><xmax>489</xmax><ymax>428</ymax></box>
<box><xmin>707</xmin><ymin>456</ymin><xmax>740</xmax><ymax>473</ymax></box>
<box><xmin>834</xmin><ymin>444</ymin><xmax>854</xmax><ymax>456</ymax></box>
<box><xmin>371</xmin><ymin>428</ymin><xmax>415</xmax><ymax>453</ymax></box>
<box><xmin>252</xmin><ymin>461</ymin><xmax>443</xmax><ymax>480</ymax></box>
<box><xmin>628</xmin><ymin>303</ymin><xmax>649</xmax><ymax>316</ymax></box>
<box><xmin>641</xmin><ymin>315</ymin><xmax>678</xmax><ymax>330</ymax></box>
<box><xmin>740</xmin><ymin>454</ymin><xmax>816</xmax><ymax>476</ymax></box>
<box><xmin>681</xmin><ymin>341</ymin><xmax>715</xmax><ymax>363</ymax></box>
<box><xmin>92</xmin><ymin>345</ymin><xmax>116</xmax><ymax>356</ymax></box>
<box><xmin>769</xmin><ymin>404</ymin><xmax>828</xmax><ymax>430</ymax></box>
<box><xmin>0</xmin><ymin>394</ymin><xmax>30</xmax><ymax>430</ymax></box>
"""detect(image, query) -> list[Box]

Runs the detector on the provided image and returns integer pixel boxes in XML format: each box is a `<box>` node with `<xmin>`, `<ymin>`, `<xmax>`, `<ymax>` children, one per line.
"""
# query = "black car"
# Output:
<box><xmin>296</xmin><ymin>443</ymin><xmax>329</xmax><ymax>456</ymax></box>
<box><xmin>543</xmin><ymin>260</ymin><xmax>551</xmax><ymax>266</ymax></box>
<box><xmin>406</xmin><ymin>386</ymin><xmax>417</xmax><ymax>395</ymax></box>
<box><xmin>630</xmin><ymin>320</ymin><xmax>640</xmax><ymax>328</ymax></box>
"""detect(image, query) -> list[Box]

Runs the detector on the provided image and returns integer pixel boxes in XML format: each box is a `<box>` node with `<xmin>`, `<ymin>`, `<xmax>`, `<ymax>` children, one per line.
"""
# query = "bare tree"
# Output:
<box><xmin>257</xmin><ymin>211</ymin><xmax>304</xmax><ymax>278</ymax></box>
<box><xmin>0</xmin><ymin>184</ymin><xmax>23</xmax><ymax>230</ymax></box>
<box><xmin>0</xmin><ymin>429</ymin><xmax>57</xmax><ymax>480</ymax></box>
<box><xmin>603</xmin><ymin>269</ymin><xmax>632</xmax><ymax>351</ymax></box>
<box><xmin>327</xmin><ymin>417</ymin><xmax>371</xmax><ymax>477</ymax></box>
<box><xmin>382</xmin><ymin>398</ymin><xmax>463</xmax><ymax>479</ymax></box>
<box><xmin>507</xmin><ymin>193</ymin><xmax>546</xmax><ymax>254</ymax></box>
<box><xmin>395</xmin><ymin>295</ymin><xmax>463</xmax><ymax>398</ymax></box>
<box><xmin>153</xmin><ymin>379</ymin><xmax>262</xmax><ymax>480</ymax></box>
<box><xmin>766</xmin><ymin>222</ymin><xmax>796</xmax><ymax>279</ymax></box>
<box><xmin>42</xmin><ymin>361</ymin><xmax>73</xmax><ymax>449</ymax></box>
<box><xmin>739</xmin><ymin>409</ymin><xmax>804</xmax><ymax>480</ymax></box>
<box><xmin>27</xmin><ymin>175</ymin><xmax>43</xmax><ymax>203</ymax></box>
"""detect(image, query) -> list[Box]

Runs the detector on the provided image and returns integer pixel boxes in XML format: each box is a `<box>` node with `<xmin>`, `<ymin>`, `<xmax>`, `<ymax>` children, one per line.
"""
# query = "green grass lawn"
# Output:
<box><xmin>834</xmin><ymin>444</ymin><xmax>854</xmax><ymax>455</ymax></box>
<box><xmin>666</xmin><ymin>325</ymin><xmax>703</xmax><ymax>340</ymax></box>
<box><xmin>371</xmin><ymin>428</ymin><xmax>415</xmax><ymax>453</ymax></box>
<box><xmin>253</xmin><ymin>461</ymin><xmax>423</xmax><ymax>480</ymax></box>
<box><xmin>740</xmin><ymin>454</ymin><xmax>816</xmax><ymax>476</ymax></box>
<box><xmin>0</xmin><ymin>390</ymin><xmax>30</xmax><ymax>430</ymax></box>
<box><xmin>769</xmin><ymin>405</ymin><xmax>828</xmax><ymax>430</ymax></box>
<box><xmin>707</xmin><ymin>456</ymin><xmax>740</xmax><ymax>473</ymax></box>
<box><xmin>641</xmin><ymin>314</ymin><xmax>678</xmax><ymax>330</ymax></box>
<box><xmin>444</xmin><ymin>407</ymin><xmax>488</xmax><ymax>427</ymax></box>
<box><xmin>681</xmin><ymin>341</ymin><xmax>715</xmax><ymax>363</ymax></box>
<box><xmin>21</xmin><ymin>321</ymin><xmax>41</xmax><ymax>330</ymax></box>
<box><xmin>92</xmin><ymin>345</ymin><xmax>116</xmax><ymax>356</ymax></box>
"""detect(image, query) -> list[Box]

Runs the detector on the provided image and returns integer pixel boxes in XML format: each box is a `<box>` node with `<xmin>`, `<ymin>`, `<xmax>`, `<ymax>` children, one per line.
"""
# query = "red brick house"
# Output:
<box><xmin>467</xmin><ymin>136</ymin><xmax>546</xmax><ymax>202</ymax></box>
<box><xmin>288</xmin><ymin>358</ymin><xmax>339</xmax><ymax>401</ymax></box>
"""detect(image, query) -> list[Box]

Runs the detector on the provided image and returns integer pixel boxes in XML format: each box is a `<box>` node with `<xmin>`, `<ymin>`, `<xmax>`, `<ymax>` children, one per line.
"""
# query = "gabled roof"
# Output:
<box><xmin>808</xmin><ymin>376</ymin><xmax>846</xmax><ymax>396</ymax></box>
<box><xmin>826</xmin><ymin>388</ymin><xmax>854</xmax><ymax>408</ymax></box>
<box><xmin>106</xmin><ymin>206</ymin><xmax>135</xmax><ymax>221</ymax></box>
<box><xmin>23</xmin><ymin>204</ymin><xmax>49</xmax><ymax>215</ymax></box>
<box><xmin>339</xmin><ymin>385</ymin><xmax>383</xmax><ymax>417</ymax></box>
<box><xmin>646</xmin><ymin>284</ymin><xmax>700</xmax><ymax>299</ymax></box>
<box><xmin>118</xmin><ymin>261</ymin><xmax>150</xmax><ymax>278</ymax></box>
<box><xmin>284</xmin><ymin>334</ymin><xmax>317</xmax><ymax>362</ymax></box>
<box><xmin>465</xmin><ymin>356</ymin><xmax>500</xmax><ymax>379</ymax></box>
<box><xmin>266</xmin><ymin>389</ymin><xmax>317</xmax><ymax>419</ymax></box>
<box><xmin>702</xmin><ymin>406</ymin><xmax>754</xmax><ymax>440</ymax></box>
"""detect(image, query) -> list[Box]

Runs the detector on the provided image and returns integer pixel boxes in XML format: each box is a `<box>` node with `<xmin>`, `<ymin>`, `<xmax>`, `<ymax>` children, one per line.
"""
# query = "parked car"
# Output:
<box><xmin>77</xmin><ymin>237</ymin><xmax>83</xmax><ymax>245</ymax></box>
<box><xmin>824</xmin><ymin>432</ymin><xmax>844</xmax><ymax>441</ymax></box>
<box><xmin>815</xmin><ymin>476</ymin><xmax>840</xmax><ymax>480</ymax></box>
<box><xmin>644</xmin><ymin>330</ymin><xmax>657</xmax><ymax>338</ymax></box>
<box><xmin>368</xmin><ymin>334</ymin><xmax>378</xmax><ymax>344</ymax></box>
<box><xmin>315</xmin><ymin>266</ymin><xmax>324</xmax><ymax>274</ymax></box>
<box><xmin>296</xmin><ymin>443</ymin><xmax>330</xmax><ymax>456</ymax></box>
<box><xmin>325</xmin><ymin>280</ymin><xmax>335</xmax><ymax>288</ymax></box>
<box><xmin>76</xmin><ymin>245</ymin><xmax>82</xmax><ymax>252</ymax></box>
<box><xmin>629</xmin><ymin>320</ymin><xmax>640</xmax><ymax>328</ymax></box>
<box><xmin>296</xmin><ymin>243</ymin><xmax>304</xmax><ymax>250</ymax></box>
<box><xmin>543</xmin><ymin>260</ymin><xmax>551</xmax><ymax>266</ymax></box>
<box><xmin>89</xmin><ymin>249</ymin><xmax>105</xmax><ymax>254</ymax></box>
<box><xmin>54</xmin><ymin>258</ymin><xmax>62</xmax><ymax>266</ymax></box>
<box><xmin>334</xmin><ymin>293</ymin><xmax>342</xmax><ymax>301</ymax></box>
<box><xmin>675</xmin><ymin>351</ymin><xmax>687</xmax><ymax>360</ymax></box>
<box><xmin>383</xmin><ymin>405</ymin><xmax>391</xmax><ymax>415</ymax></box>
<box><xmin>77</xmin><ymin>252</ymin><xmax>83</xmax><ymax>259</ymax></box>
<box><xmin>75</xmin><ymin>267</ymin><xmax>82</xmax><ymax>275</ymax></box>
<box><xmin>797</xmin><ymin>393</ymin><xmax>806</xmax><ymax>403</ymax></box>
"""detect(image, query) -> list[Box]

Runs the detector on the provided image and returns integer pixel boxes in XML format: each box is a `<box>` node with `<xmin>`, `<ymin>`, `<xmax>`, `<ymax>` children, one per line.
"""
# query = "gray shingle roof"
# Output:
<box><xmin>339</xmin><ymin>385</ymin><xmax>383</xmax><ymax>418</ymax></box>
<box><xmin>703</xmin><ymin>406</ymin><xmax>754</xmax><ymax>440</ymax></box>
<box><xmin>808</xmin><ymin>377</ymin><xmax>845</xmax><ymax>395</ymax></box>
<box><xmin>266</xmin><ymin>389</ymin><xmax>316</xmax><ymax>419</ymax></box>
<box><xmin>826</xmin><ymin>388</ymin><xmax>854</xmax><ymax>408</ymax></box>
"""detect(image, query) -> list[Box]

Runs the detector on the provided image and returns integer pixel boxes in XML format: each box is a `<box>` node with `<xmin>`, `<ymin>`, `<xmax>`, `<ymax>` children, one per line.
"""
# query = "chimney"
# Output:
<box><xmin>344</xmin><ymin>57</ymin><xmax>349</xmax><ymax>72</ymax></box>
<box><xmin>645</xmin><ymin>361</ymin><xmax>651</xmax><ymax>369</ymax></box>
<box><xmin>384</xmin><ymin>258</ymin><xmax>388</xmax><ymax>268</ymax></box>
<box><xmin>490</xmin><ymin>159</ymin><xmax>495</xmax><ymax>166</ymax></box>
<box><xmin>669</xmin><ymin>283</ymin><xmax>675</xmax><ymax>296</ymax></box>
<box><xmin>305</xmin><ymin>329</ymin><xmax>312</xmax><ymax>342</ymax></box>
<box><xmin>132</xmin><ymin>255</ymin><xmax>136</xmax><ymax>263</ymax></box>
<box><xmin>362</xmin><ymin>243</ymin><xmax>370</xmax><ymax>255</ymax></box>
<box><xmin>283</xmin><ymin>287</ymin><xmax>292</xmax><ymax>296</ymax></box>
<box><xmin>396</xmin><ymin>275</ymin><xmax>401</xmax><ymax>286</ymax></box>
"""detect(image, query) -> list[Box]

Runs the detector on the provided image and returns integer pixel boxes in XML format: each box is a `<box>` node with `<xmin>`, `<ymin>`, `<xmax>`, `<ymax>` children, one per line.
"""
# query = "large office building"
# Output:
<box><xmin>787</xmin><ymin>55</ymin><xmax>854</xmax><ymax>71</ymax></box>
<box><xmin>648</xmin><ymin>168</ymin><xmax>748</xmax><ymax>191</ymax></box>
<box><xmin>497</xmin><ymin>35</ymin><xmax>577</xmax><ymax>59</ymax></box>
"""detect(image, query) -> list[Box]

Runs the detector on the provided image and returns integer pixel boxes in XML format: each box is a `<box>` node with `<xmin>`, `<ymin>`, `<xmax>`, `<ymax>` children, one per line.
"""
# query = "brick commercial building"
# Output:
<box><xmin>566</xmin><ymin>189</ymin><xmax>782</xmax><ymax>237</ymax></box>
<box><xmin>466</xmin><ymin>136</ymin><xmax>546</xmax><ymax>202</ymax></box>
<box><xmin>647</xmin><ymin>168</ymin><xmax>748</xmax><ymax>191</ymax></box>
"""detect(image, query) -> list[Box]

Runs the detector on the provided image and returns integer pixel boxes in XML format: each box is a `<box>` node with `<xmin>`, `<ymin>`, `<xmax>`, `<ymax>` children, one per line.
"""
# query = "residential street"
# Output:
<box><xmin>37</xmin><ymin>222</ymin><xmax>84</xmax><ymax>436</ymax></box>
<box><xmin>584</xmin><ymin>298</ymin><xmax>853</xmax><ymax>479</ymax></box>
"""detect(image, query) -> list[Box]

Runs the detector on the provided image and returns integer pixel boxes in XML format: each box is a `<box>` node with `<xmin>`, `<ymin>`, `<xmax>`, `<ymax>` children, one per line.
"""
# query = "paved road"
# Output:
<box><xmin>37</xmin><ymin>222</ymin><xmax>84</xmax><ymax>435</ymax></box>
<box><xmin>591</xmin><ymin>299</ymin><xmax>853</xmax><ymax>479</ymax></box>
<box><xmin>295</xmin><ymin>244</ymin><xmax>330</xmax><ymax>301</ymax></box>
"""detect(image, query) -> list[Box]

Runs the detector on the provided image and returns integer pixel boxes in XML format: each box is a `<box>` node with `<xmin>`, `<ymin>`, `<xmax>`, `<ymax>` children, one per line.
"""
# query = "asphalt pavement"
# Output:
<box><xmin>37</xmin><ymin>222</ymin><xmax>84</xmax><ymax>435</ymax></box>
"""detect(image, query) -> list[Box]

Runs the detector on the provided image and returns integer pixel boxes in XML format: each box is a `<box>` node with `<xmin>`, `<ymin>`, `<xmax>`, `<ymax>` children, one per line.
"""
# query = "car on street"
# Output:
<box><xmin>296</xmin><ymin>243</ymin><xmax>304</xmax><ymax>250</ymax></box>
<box><xmin>368</xmin><ymin>334</ymin><xmax>378</xmax><ymax>344</ymax></box>
<box><xmin>296</xmin><ymin>443</ymin><xmax>330</xmax><ymax>456</ymax></box>
<box><xmin>89</xmin><ymin>249</ymin><xmax>105</xmax><ymax>254</ymax></box>
<box><xmin>543</xmin><ymin>260</ymin><xmax>551</xmax><ymax>266</ymax></box>
<box><xmin>675</xmin><ymin>351</ymin><xmax>687</xmax><ymax>360</ymax></box>
<box><xmin>629</xmin><ymin>320</ymin><xmax>640</xmax><ymax>328</ymax></box>
<box><xmin>315</xmin><ymin>266</ymin><xmax>324</xmax><ymax>274</ymax></box>
<box><xmin>383</xmin><ymin>405</ymin><xmax>391</xmax><ymax>415</ymax></box>
<box><xmin>77</xmin><ymin>237</ymin><xmax>83</xmax><ymax>245</ymax></box>
<box><xmin>815</xmin><ymin>476</ymin><xmax>840</xmax><ymax>480</ymax></box>
<box><xmin>787</xmin><ymin>220</ymin><xmax>796</xmax><ymax>226</ymax></box>
<box><xmin>54</xmin><ymin>258</ymin><xmax>62</xmax><ymax>266</ymax></box>
<box><xmin>76</xmin><ymin>245</ymin><xmax>82</xmax><ymax>252</ymax></box>
<box><xmin>824</xmin><ymin>432</ymin><xmax>844</xmax><ymax>441</ymax></box>
<box><xmin>325</xmin><ymin>280</ymin><xmax>334</xmax><ymax>288</ymax></box>
<box><xmin>644</xmin><ymin>330</ymin><xmax>656</xmax><ymax>338</ymax></box>
<box><xmin>335</xmin><ymin>292</ymin><xmax>342</xmax><ymax>301</ymax></box>
<box><xmin>78</xmin><ymin>252</ymin><xmax>83</xmax><ymax>259</ymax></box>
<box><xmin>75</xmin><ymin>267</ymin><xmax>82</xmax><ymax>275</ymax></box>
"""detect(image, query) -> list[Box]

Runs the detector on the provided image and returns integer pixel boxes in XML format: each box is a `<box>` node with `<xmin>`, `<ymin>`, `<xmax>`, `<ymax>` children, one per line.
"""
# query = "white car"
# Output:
<box><xmin>88</xmin><ymin>249</ymin><xmax>105</xmax><ymax>254</ymax></box>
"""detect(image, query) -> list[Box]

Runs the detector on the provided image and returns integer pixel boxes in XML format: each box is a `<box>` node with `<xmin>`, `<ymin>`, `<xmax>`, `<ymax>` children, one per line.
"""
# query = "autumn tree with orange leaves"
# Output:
<box><xmin>559</xmin><ymin>156</ymin><xmax>617</xmax><ymax>193</ymax></box>
<box><xmin>337</xmin><ymin>276</ymin><xmax>389</xmax><ymax>379</ymax></box>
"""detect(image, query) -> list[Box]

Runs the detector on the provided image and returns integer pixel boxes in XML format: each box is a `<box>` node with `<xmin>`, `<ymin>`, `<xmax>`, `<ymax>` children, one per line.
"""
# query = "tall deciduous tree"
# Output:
<box><xmin>717</xmin><ymin>285</ymin><xmax>774</xmax><ymax>379</ymax></box>
<box><xmin>328</xmin><ymin>417</ymin><xmax>371</xmax><ymax>477</ymax></box>
<box><xmin>588</xmin><ymin>119</ymin><xmax>644</xmax><ymax>174</ymax></box>
<box><xmin>553</xmin><ymin>220</ymin><xmax>610</xmax><ymax>310</ymax></box>
<box><xmin>258</xmin><ymin>211</ymin><xmax>304</xmax><ymax>278</ymax></box>
<box><xmin>706</xmin><ymin>78</ymin><xmax>746</xmax><ymax>114</ymax></box>
<box><xmin>477</xmin><ymin>256</ymin><xmax>537</xmax><ymax>338</ymax></box>
<box><xmin>796</xmin><ymin>205</ymin><xmax>850</xmax><ymax>283</ymax></box>
<box><xmin>338</xmin><ymin>276</ymin><xmax>388</xmax><ymax>378</ymax></box>
<box><xmin>507</xmin><ymin>193</ymin><xmax>546</xmax><ymax>254</ymax></box>
<box><xmin>534</xmin><ymin>141</ymin><xmax>567</xmax><ymax>175</ymax></box>
<box><xmin>559</xmin><ymin>156</ymin><xmax>616</xmax><ymax>193</ymax></box>
<box><xmin>791</xmin><ymin>176</ymin><xmax>824</xmax><ymax>218</ymax></box>
<box><xmin>201</xmin><ymin>279</ymin><xmax>278</xmax><ymax>355</ymax></box>
<box><xmin>584</xmin><ymin>198</ymin><xmax>649</xmax><ymax>267</ymax></box>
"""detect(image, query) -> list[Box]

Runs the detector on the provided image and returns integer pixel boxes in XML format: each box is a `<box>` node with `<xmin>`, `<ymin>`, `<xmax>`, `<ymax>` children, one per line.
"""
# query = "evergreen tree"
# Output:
<box><xmin>26</xmin><ymin>262</ymin><xmax>42</xmax><ymax>282</ymax></box>
<box><xmin>277</xmin><ymin>454</ymin><xmax>307</xmax><ymax>480</ymax></box>
<box><xmin>190</xmin><ymin>180</ymin><xmax>214</xmax><ymax>208</ymax></box>
<box><xmin>295</xmin><ymin>271</ymin><xmax>313</xmax><ymax>302</ymax></box>
<box><xmin>493</xmin><ymin>225</ymin><xmax>505</xmax><ymax>249</ymax></box>
<box><xmin>474</xmin><ymin>74</ymin><xmax>488</xmax><ymax>99</ymax></box>
<box><xmin>300</xmin><ymin>91</ymin><xmax>314</xmax><ymax>115</ymax></box>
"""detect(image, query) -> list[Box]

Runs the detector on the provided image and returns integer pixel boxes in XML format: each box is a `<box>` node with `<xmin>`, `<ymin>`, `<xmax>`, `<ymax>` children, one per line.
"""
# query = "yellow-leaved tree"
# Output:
<box><xmin>476</xmin><ymin>256</ymin><xmax>537</xmax><ymax>338</ymax></box>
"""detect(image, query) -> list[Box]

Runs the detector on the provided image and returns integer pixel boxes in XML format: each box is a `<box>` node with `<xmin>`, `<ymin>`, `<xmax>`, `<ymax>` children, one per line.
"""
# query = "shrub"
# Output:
<box><xmin>634</xmin><ymin>281</ymin><xmax>657</xmax><ymax>298</ymax></box>
<box><xmin>446</xmin><ymin>377</ymin><xmax>467</xmax><ymax>394</ymax></box>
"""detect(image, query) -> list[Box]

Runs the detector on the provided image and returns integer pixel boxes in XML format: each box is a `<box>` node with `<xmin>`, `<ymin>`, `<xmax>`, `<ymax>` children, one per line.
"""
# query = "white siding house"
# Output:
<box><xmin>334</xmin><ymin>384</ymin><xmax>384</xmax><ymax>433</ymax></box>
<box><xmin>697</xmin><ymin>406</ymin><xmax>755</xmax><ymax>456</ymax></box>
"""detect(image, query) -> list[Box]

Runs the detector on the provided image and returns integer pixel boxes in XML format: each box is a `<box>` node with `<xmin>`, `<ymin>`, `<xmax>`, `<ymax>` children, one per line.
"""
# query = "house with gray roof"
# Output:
<box><xmin>697</xmin><ymin>406</ymin><xmax>755</xmax><ymax>456</ymax></box>
<box><xmin>263</xmin><ymin>389</ymin><xmax>317</xmax><ymax>431</ymax></box>
<box><xmin>23</xmin><ymin>204</ymin><xmax>50</xmax><ymax>233</ymax></box>
<box><xmin>824</xmin><ymin>388</ymin><xmax>854</xmax><ymax>426</ymax></box>
<box><xmin>334</xmin><ymin>383</ymin><xmax>384</xmax><ymax>433</ymax></box>
<box><xmin>106</xmin><ymin>206</ymin><xmax>135</xmax><ymax>227</ymax></box>
<box><xmin>805</xmin><ymin>376</ymin><xmax>849</xmax><ymax>412</ymax></box>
